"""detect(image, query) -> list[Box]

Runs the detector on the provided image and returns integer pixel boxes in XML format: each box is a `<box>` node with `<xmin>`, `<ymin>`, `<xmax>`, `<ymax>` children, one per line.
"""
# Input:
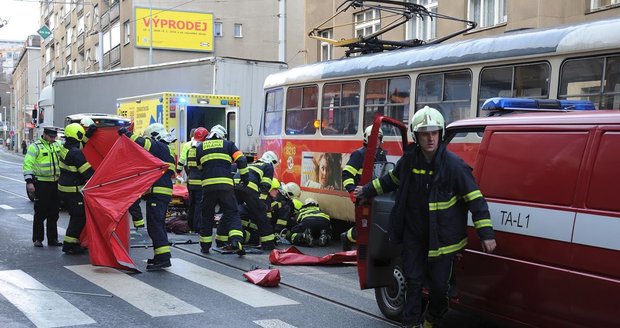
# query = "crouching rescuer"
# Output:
<box><xmin>355</xmin><ymin>106</ymin><xmax>497</xmax><ymax>327</ymax></box>
<box><xmin>119</xmin><ymin>123</ymin><xmax>176</xmax><ymax>270</ymax></box>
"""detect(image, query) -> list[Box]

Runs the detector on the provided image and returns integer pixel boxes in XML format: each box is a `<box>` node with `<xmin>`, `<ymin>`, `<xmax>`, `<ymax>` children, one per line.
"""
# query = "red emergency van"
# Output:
<box><xmin>358</xmin><ymin>108</ymin><xmax>620</xmax><ymax>327</ymax></box>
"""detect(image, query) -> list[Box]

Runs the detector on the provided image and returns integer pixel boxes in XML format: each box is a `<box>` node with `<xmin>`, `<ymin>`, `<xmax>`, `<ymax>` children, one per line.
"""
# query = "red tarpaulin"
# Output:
<box><xmin>269</xmin><ymin>246</ymin><xmax>357</xmax><ymax>266</ymax></box>
<box><xmin>243</xmin><ymin>268</ymin><xmax>281</xmax><ymax>287</ymax></box>
<box><xmin>82</xmin><ymin>135</ymin><xmax>168</xmax><ymax>272</ymax></box>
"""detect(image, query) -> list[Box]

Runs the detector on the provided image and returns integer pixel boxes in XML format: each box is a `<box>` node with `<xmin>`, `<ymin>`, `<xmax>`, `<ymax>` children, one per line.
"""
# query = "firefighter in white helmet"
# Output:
<box><xmin>354</xmin><ymin>106</ymin><xmax>496</xmax><ymax>327</ymax></box>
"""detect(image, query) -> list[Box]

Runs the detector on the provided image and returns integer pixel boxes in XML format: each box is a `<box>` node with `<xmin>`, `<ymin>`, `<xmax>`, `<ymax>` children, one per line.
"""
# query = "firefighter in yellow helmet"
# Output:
<box><xmin>355</xmin><ymin>106</ymin><xmax>496</xmax><ymax>327</ymax></box>
<box><xmin>59</xmin><ymin>123</ymin><xmax>95</xmax><ymax>254</ymax></box>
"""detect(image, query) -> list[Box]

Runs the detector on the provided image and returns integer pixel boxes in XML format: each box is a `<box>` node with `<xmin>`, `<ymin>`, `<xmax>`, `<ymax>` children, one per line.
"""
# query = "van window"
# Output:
<box><xmin>586</xmin><ymin>131</ymin><xmax>620</xmax><ymax>212</ymax></box>
<box><xmin>479</xmin><ymin>130</ymin><xmax>588</xmax><ymax>206</ymax></box>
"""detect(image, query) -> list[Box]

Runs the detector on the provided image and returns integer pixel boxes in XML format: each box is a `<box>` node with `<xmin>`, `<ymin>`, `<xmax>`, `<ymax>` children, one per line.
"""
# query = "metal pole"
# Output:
<box><xmin>149</xmin><ymin>0</ymin><xmax>153</xmax><ymax>65</ymax></box>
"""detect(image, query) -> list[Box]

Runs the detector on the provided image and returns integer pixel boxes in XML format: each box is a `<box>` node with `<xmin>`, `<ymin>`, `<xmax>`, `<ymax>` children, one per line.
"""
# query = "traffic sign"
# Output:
<box><xmin>37</xmin><ymin>25</ymin><xmax>52</xmax><ymax>40</ymax></box>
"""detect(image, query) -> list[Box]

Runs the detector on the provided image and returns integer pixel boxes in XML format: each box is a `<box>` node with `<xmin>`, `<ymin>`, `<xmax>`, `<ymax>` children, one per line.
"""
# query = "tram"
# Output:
<box><xmin>259</xmin><ymin>17</ymin><xmax>620</xmax><ymax>223</ymax></box>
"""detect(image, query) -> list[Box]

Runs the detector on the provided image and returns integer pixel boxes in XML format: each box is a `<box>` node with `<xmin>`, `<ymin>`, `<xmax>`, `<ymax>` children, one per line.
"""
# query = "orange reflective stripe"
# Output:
<box><xmin>232</xmin><ymin>150</ymin><xmax>244</xmax><ymax>161</ymax></box>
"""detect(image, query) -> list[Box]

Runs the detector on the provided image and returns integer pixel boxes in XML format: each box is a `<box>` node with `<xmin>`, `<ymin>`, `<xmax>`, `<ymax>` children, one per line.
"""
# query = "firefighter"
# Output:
<box><xmin>177</xmin><ymin>127</ymin><xmax>208</xmax><ymax>232</ymax></box>
<box><xmin>340</xmin><ymin>125</ymin><xmax>387</xmax><ymax>251</ymax></box>
<box><xmin>232</xmin><ymin>151</ymin><xmax>278</xmax><ymax>250</ymax></box>
<box><xmin>59</xmin><ymin>123</ymin><xmax>95</xmax><ymax>254</ymax></box>
<box><xmin>239</xmin><ymin>177</ymin><xmax>281</xmax><ymax>248</ymax></box>
<box><xmin>23</xmin><ymin>127</ymin><xmax>62</xmax><ymax>247</ymax></box>
<box><xmin>79</xmin><ymin>117</ymin><xmax>97</xmax><ymax>144</ymax></box>
<box><xmin>197</xmin><ymin>124</ymin><xmax>248</xmax><ymax>256</ymax></box>
<box><xmin>354</xmin><ymin>106</ymin><xmax>496</xmax><ymax>327</ymax></box>
<box><xmin>118</xmin><ymin>123</ymin><xmax>176</xmax><ymax>270</ymax></box>
<box><xmin>286</xmin><ymin>198</ymin><xmax>331</xmax><ymax>247</ymax></box>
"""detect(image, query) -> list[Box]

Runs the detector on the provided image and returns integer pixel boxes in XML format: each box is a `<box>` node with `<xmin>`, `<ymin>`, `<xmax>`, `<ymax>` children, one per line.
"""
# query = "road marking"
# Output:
<box><xmin>254</xmin><ymin>319</ymin><xmax>298</xmax><ymax>328</ymax></box>
<box><xmin>65</xmin><ymin>264</ymin><xmax>203</xmax><ymax>317</ymax></box>
<box><xmin>0</xmin><ymin>174</ymin><xmax>26</xmax><ymax>183</ymax></box>
<box><xmin>169</xmin><ymin>258</ymin><xmax>299</xmax><ymax>307</ymax></box>
<box><xmin>17</xmin><ymin>213</ymin><xmax>66</xmax><ymax>236</ymax></box>
<box><xmin>0</xmin><ymin>270</ymin><xmax>96</xmax><ymax>328</ymax></box>
<box><xmin>0</xmin><ymin>204</ymin><xmax>14</xmax><ymax>210</ymax></box>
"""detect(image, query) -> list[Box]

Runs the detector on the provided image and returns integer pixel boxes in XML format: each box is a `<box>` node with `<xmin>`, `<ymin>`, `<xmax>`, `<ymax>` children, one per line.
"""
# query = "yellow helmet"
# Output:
<box><xmin>64</xmin><ymin>123</ymin><xmax>85</xmax><ymax>142</ymax></box>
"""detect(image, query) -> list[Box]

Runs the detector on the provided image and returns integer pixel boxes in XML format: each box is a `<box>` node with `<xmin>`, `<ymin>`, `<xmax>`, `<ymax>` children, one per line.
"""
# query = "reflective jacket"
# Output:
<box><xmin>176</xmin><ymin>140</ymin><xmax>192</xmax><ymax>172</ymax></box>
<box><xmin>185</xmin><ymin>141</ymin><xmax>202</xmax><ymax>190</ymax></box>
<box><xmin>197</xmin><ymin>138</ymin><xmax>248</xmax><ymax>191</ymax></box>
<box><xmin>247</xmin><ymin>160</ymin><xmax>274</xmax><ymax>200</ymax></box>
<box><xmin>296</xmin><ymin>204</ymin><xmax>330</xmax><ymax>223</ymax></box>
<box><xmin>126</xmin><ymin>132</ymin><xmax>175</xmax><ymax>196</ymax></box>
<box><xmin>342</xmin><ymin>146</ymin><xmax>387</xmax><ymax>192</ymax></box>
<box><xmin>362</xmin><ymin>143</ymin><xmax>494</xmax><ymax>260</ymax></box>
<box><xmin>58</xmin><ymin>139</ymin><xmax>94</xmax><ymax>193</ymax></box>
<box><xmin>23</xmin><ymin>136</ymin><xmax>62</xmax><ymax>183</ymax></box>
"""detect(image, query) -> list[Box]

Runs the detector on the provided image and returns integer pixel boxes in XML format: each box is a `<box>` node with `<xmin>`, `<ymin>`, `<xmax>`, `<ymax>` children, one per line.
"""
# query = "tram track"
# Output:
<box><xmin>173</xmin><ymin>245</ymin><xmax>400</xmax><ymax>327</ymax></box>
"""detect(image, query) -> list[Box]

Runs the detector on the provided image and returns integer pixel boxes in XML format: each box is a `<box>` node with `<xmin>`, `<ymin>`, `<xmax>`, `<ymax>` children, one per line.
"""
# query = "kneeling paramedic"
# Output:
<box><xmin>285</xmin><ymin>198</ymin><xmax>331</xmax><ymax>247</ymax></box>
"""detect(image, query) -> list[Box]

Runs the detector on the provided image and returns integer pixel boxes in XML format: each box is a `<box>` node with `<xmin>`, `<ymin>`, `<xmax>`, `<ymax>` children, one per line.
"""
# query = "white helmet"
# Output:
<box><xmin>304</xmin><ymin>198</ymin><xmax>319</xmax><ymax>206</ymax></box>
<box><xmin>80</xmin><ymin>117</ymin><xmax>95</xmax><ymax>127</ymax></box>
<box><xmin>260</xmin><ymin>151</ymin><xmax>279</xmax><ymax>165</ymax></box>
<box><xmin>410</xmin><ymin>106</ymin><xmax>445</xmax><ymax>141</ymax></box>
<box><xmin>208</xmin><ymin>124</ymin><xmax>227</xmax><ymax>139</ymax></box>
<box><xmin>144</xmin><ymin>123</ymin><xmax>169</xmax><ymax>141</ymax></box>
<box><xmin>282</xmin><ymin>182</ymin><xmax>301</xmax><ymax>199</ymax></box>
<box><xmin>363</xmin><ymin>125</ymin><xmax>384</xmax><ymax>144</ymax></box>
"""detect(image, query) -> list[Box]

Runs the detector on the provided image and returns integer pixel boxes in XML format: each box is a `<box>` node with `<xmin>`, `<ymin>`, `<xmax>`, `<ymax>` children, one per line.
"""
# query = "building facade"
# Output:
<box><xmin>11</xmin><ymin>36</ymin><xmax>42</xmax><ymax>149</ymax></box>
<box><xmin>38</xmin><ymin>0</ymin><xmax>306</xmax><ymax>88</ymax></box>
<box><xmin>305</xmin><ymin>0</ymin><xmax>620</xmax><ymax>62</ymax></box>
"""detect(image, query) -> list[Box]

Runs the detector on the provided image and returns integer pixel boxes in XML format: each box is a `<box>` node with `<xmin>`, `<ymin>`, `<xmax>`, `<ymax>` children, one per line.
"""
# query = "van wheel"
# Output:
<box><xmin>375</xmin><ymin>264</ymin><xmax>406</xmax><ymax>321</ymax></box>
<box><xmin>26</xmin><ymin>186</ymin><xmax>35</xmax><ymax>202</ymax></box>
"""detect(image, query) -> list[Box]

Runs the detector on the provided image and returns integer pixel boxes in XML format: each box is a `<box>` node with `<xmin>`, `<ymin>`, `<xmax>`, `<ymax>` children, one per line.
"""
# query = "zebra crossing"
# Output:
<box><xmin>0</xmin><ymin>259</ymin><xmax>300</xmax><ymax>327</ymax></box>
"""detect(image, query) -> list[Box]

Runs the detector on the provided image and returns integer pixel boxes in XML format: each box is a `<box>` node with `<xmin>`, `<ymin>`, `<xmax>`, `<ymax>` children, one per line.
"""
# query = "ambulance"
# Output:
<box><xmin>116</xmin><ymin>92</ymin><xmax>241</xmax><ymax>157</ymax></box>
<box><xmin>358</xmin><ymin>99</ymin><xmax>620</xmax><ymax>327</ymax></box>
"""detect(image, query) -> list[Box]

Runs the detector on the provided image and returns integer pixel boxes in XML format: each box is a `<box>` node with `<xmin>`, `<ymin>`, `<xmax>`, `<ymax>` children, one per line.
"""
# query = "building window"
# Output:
<box><xmin>407</xmin><ymin>0</ymin><xmax>437</xmax><ymax>41</ymax></box>
<box><xmin>86</xmin><ymin>49</ymin><xmax>91</xmax><ymax>67</ymax></box>
<box><xmin>234</xmin><ymin>23</ymin><xmax>243</xmax><ymax>38</ymax></box>
<box><xmin>77</xmin><ymin>16</ymin><xmax>85</xmax><ymax>35</ymax></box>
<box><xmin>214</xmin><ymin>22</ymin><xmax>223</xmax><ymax>37</ymax></box>
<box><xmin>94</xmin><ymin>43</ymin><xmax>100</xmax><ymax>63</ymax></box>
<box><xmin>123</xmin><ymin>20</ymin><xmax>130</xmax><ymax>44</ymax></box>
<box><xmin>320</xmin><ymin>29</ymin><xmax>332</xmax><ymax>61</ymax></box>
<box><xmin>468</xmin><ymin>0</ymin><xmax>506</xmax><ymax>28</ymax></box>
<box><xmin>590</xmin><ymin>0</ymin><xmax>620</xmax><ymax>10</ymax></box>
<box><xmin>354</xmin><ymin>9</ymin><xmax>380</xmax><ymax>37</ymax></box>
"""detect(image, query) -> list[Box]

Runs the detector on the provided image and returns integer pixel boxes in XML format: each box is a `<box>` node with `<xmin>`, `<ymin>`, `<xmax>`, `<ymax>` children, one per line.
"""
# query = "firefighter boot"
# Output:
<box><xmin>200</xmin><ymin>242</ymin><xmax>211</xmax><ymax>254</ymax></box>
<box><xmin>340</xmin><ymin>232</ymin><xmax>353</xmax><ymax>251</ymax></box>
<box><xmin>146</xmin><ymin>253</ymin><xmax>171</xmax><ymax>271</ymax></box>
<box><xmin>62</xmin><ymin>242</ymin><xmax>86</xmax><ymax>255</ymax></box>
<box><xmin>303</xmin><ymin>228</ymin><xmax>314</xmax><ymax>247</ymax></box>
<box><xmin>260</xmin><ymin>240</ymin><xmax>275</xmax><ymax>251</ymax></box>
<box><xmin>318</xmin><ymin>229</ymin><xmax>331</xmax><ymax>247</ymax></box>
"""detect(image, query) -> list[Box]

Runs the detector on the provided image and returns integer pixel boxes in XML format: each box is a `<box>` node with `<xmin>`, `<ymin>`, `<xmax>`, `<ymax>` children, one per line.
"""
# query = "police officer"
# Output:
<box><xmin>285</xmin><ymin>198</ymin><xmax>331</xmax><ymax>247</ymax></box>
<box><xmin>119</xmin><ymin>123</ymin><xmax>176</xmax><ymax>270</ymax></box>
<box><xmin>340</xmin><ymin>125</ymin><xmax>387</xmax><ymax>251</ymax></box>
<box><xmin>59</xmin><ymin>123</ymin><xmax>95</xmax><ymax>254</ymax></box>
<box><xmin>233</xmin><ymin>151</ymin><xmax>278</xmax><ymax>250</ymax></box>
<box><xmin>197</xmin><ymin>124</ymin><xmax>248</xmax><ymax>255</ymax></box>
<box><xmin>23</xmin><ymin>127</ymin><xmax>62</xmax><ymax>247</ymax></box>
<box><xmin>179</xmin><ymin>127</ymin><xmax>208</xmax><ymax>232</ymax></box>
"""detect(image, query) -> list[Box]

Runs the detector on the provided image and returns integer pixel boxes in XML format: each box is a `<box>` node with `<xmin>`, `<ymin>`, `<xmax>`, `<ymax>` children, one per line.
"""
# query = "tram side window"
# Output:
<box><xmin>285</xmin><ymin>85</ymin><xmax>318</xmax><ymax>135</ymax></box>
<box><xmin>364</xmin><ymin>76</ymin><xmax>410</xmax><ymax>135</ymax></box>
<box><xmin>416</xmin><ymin>70</ymin><xmax>472</xmax><ymax>124</ymax></box>
<box><xmin>478</xmin><ymin>63</ymin><xmax>550</xmax><ymax>114</ymax></box>
<box><xmin>321</xmin><ymin>81</ymin><xmax>360</xmax><ymax>135</ymax></box>
<box><xmin>263</xmin><ymin>89</ymin><xmax>283</xmax><ymax>136</ymax></box>
<box><xmin>559</xmin><ymin>55</ymin><xmax>620</xmax><ymax>109</ymax></box>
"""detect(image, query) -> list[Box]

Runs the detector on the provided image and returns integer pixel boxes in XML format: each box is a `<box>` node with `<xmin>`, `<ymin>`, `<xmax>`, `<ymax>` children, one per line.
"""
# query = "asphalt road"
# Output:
<box><xmin>0</xmin><ymin>146</ymin><xmax>506</xmax><ymax>328</ymax></box>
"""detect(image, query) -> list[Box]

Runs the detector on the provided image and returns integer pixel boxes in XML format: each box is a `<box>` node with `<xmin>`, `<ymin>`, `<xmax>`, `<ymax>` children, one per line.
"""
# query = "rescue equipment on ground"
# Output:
<box><xmin>243</xmin><ymin>265</ymin><xmax>281</xmax><ymax>287</ymax></box>
<box><xmin>268</xmin><ymin>246</ymin><xmax>357</xmax><ymax>266</ymax></box>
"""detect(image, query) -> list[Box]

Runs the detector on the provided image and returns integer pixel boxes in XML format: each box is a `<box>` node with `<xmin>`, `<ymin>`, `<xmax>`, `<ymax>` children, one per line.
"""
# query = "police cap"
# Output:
<box><xmin>43</xmin><ymin>127</ymin><xmax>58</xmax><ymax>136</ymax></box>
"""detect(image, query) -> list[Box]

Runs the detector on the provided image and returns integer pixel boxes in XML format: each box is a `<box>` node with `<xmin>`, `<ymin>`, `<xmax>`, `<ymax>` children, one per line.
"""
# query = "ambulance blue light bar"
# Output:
<box><xmin>481</xmin><ymin>97</ymin><xmax>595</xmax><ymax>111</ymax></box>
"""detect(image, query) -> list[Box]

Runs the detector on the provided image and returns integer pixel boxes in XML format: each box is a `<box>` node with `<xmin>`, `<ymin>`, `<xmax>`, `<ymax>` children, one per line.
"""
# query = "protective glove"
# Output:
<box><xmin>118</xmin><ymin>126</ymin><xmax>128</xmax><ymax>136</ymax></box>
<box><xmin>85</xmin><ymin>124</ymin><xmax>97</xmax><ymax>138</ymax></box>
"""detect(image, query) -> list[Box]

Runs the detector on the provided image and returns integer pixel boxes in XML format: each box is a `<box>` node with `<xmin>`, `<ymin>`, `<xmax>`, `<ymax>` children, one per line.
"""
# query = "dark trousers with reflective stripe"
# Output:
<box><xmin>234</xmin><ymin>186</ymin><xmax>273</xmax><ymax>240</ymax></box>
<box><xmin>61</xmin><ymin>191</ymin><xmax>85</xmax><ymax>242</ymax></box>
<box><xmin>401</xmin><ymin>229</ymin><xmax>453</xmax><ymax>325</ymax></box>
<box><xmin>128</xmin><ymin>199</ymin><xmax>143</xmax><ymax>224</ymax></box>
<box><xmin>145</xmin><ymin>193</ymin><xmax>171</xmax><ymax>253</ymax></box>
<box><xmin>187</xmin><ymin>188</ymin><xmax>203</xmax><ymax>232</ymax></box>
<box><xmin>291</xmin><ymin>217</ymin><xmax>330</xmax><ymax>238</ymax></box>
<box><xmin>32</xmin><ymin>181</ymin><xmax>59</xmax><ymax>243</ymax></box>
<box><xmin>200</xmin><ymin>188</ymin><xmax>242</xmax><ymax>246</ymax></box>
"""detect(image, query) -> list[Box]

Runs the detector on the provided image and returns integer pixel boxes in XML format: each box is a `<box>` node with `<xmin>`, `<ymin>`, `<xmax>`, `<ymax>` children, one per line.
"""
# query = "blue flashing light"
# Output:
<box><xmin>481</xmin><ymin>97</ymin><xmax>595</xmax><ymax>111</ymax></box>
<box><xmin>220</xmin><ymin>99</ymin><xmax>229</xmax><ymax>105</ymax></box>
<box><xmin>179</xmin><ymin>97</ymin><xmax>187</xmax><ymax>103</ymax></box>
